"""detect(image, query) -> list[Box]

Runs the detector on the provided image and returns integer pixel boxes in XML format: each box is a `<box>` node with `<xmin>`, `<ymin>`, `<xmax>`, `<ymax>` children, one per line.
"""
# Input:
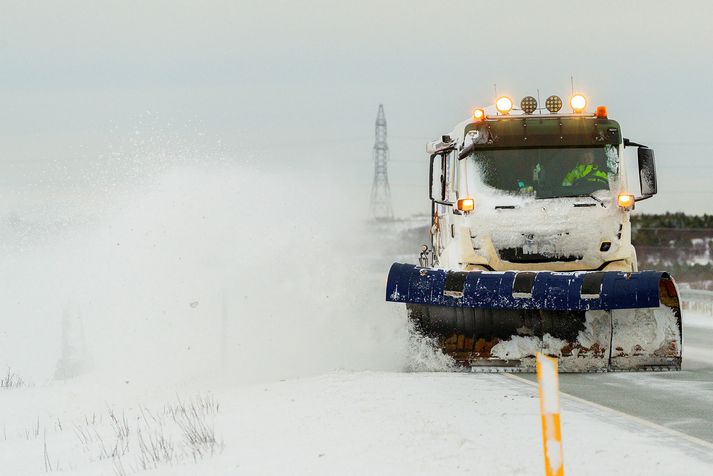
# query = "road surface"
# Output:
<box><xmin>513</xmin><ymin>313</ymin><xmax>713</xmax><ymax>448</ymax></box>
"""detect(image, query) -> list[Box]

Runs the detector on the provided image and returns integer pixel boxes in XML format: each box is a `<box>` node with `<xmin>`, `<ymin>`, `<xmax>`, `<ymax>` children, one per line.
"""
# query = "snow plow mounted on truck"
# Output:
<box><xmin>386</xmin><ymin>94</ymin><xmax>682</xmax><ymax>372</ymax></box>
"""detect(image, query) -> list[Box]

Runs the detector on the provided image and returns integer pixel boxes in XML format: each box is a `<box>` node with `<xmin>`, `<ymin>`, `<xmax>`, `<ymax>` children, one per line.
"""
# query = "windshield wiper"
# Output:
<box><xmin>574</xmin><ymin>194</ymin><xmax>606</xmax><ymax>207</ymax></box>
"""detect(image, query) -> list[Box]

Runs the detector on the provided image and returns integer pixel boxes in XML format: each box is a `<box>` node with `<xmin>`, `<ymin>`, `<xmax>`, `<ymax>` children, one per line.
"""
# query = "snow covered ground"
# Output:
<box><xmin>3</xmin><ymin>159</ymin><xmax>713</xmax><ymax>475</ymax></box>
<box><xmin>3</xmin><ymin>368</ymin><xmax>713</xmax><ymax>475</ymax></box>
<box><xmin>3</xmin><ymin>309</ymin><xmax>713</xmax><ymax>475</ymax></box>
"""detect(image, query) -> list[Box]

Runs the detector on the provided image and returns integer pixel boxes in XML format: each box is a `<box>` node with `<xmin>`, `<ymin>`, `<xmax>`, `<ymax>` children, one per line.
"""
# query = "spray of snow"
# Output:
<box><xmin>403</xmin><ymin>321</ymin><xmax>456</xmax><ymax>372</ymax></box>
<box><xmin>490</xmin><ymin>333</ymin><xmax>567</xmax><ymax>360</ymax></box>
<box><xmin>0</xmin><ymin>141</ymin><xmax>427</xmax><ymax>386</ymax></box>
<box><xmin>612</xmin><ymin>306</ymin><xmax>680</xmax><ymax>354</ymax></box>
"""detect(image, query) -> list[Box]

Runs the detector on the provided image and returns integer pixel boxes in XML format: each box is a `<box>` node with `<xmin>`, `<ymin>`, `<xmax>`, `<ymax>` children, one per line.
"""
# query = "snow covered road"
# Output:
<box><xmin>516</xmin><ymin>312</ymin><xmax>713</xmax><ymax>446</ymax></box>
<box><xmin>209</xmin><ymin>371</ymin><xmax>713</xmax><ymax>475</ymax></box>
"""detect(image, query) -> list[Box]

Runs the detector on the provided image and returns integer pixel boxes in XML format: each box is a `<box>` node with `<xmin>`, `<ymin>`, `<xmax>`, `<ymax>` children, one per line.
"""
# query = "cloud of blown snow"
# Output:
<box><xmin>0</xmin><ymin>136</ymin><xmax>454</xmax><ymax>386</ymax></box>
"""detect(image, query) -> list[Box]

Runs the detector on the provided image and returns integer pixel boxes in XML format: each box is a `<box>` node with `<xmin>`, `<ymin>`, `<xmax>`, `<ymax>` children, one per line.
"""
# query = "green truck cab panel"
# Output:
<box><xmin>463</xmin><ymin>116</ymin><xmax>622</xmax><ymax>148</ymax></box>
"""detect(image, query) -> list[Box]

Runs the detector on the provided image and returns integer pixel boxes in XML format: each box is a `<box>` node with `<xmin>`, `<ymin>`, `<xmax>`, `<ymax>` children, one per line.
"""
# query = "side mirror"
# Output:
<box><xmin>428</xmin><ymin>153</ymin><xmax>438</xmax><ymax>201</ymax></box>
<box><xmin>428</xmin><ymin>153</ymin><xmax>454</xmax><ymax>206</ymax></box>
<box><xmin>637</xmin><ymin>147</ymin><xmax>657</xmax><ymax>198</ymax></box>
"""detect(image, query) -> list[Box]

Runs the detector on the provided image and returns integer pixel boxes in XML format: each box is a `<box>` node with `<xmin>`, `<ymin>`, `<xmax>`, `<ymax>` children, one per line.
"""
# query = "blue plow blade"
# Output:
<box><xmin>386</xmin><ymin>263</ymin><xmax>682</xmax><ymax>372</ymax></box>
<box><xmin>385</xmin><ymin>263</ymin><xmax>665</xmax><ymax>311</ymax></box>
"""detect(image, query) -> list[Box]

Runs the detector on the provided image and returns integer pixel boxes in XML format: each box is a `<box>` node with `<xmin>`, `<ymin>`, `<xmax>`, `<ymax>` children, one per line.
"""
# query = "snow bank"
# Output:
<box><xmin>2</xmin><ymin>372</ymin><xmax>710</xmax><ymax>475</ymax></box>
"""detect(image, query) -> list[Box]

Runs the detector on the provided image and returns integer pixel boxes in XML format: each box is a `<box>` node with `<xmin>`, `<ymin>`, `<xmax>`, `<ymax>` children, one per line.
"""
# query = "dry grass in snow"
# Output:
<box><xmin>72</xmin><ymin>394</ymin><xmax>222</xmax><ymax>475</ymax></box>
<box><xmin>3</xmin><ymin>393</ymin><xmax>222</xmax><ymax>475</ymax></box>
<box><xmin>1</xmin><ymin>368</ymin><xmax>25</xmax><ymax>389</ymax></box>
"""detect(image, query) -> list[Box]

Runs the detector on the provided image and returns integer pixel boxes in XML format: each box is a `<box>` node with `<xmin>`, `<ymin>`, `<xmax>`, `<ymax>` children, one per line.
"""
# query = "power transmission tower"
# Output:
<box><xmin>370</xmin><ymin>104</ymin><xmax>394</xmax><ymax>220</ymax></box>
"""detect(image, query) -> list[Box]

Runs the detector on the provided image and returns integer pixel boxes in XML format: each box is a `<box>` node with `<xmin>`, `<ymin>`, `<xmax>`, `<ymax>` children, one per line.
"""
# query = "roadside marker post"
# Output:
<box><xmin>536</xmin><ymin>353</ymin><xmax>564</xmax><ymax>476</ymax></box>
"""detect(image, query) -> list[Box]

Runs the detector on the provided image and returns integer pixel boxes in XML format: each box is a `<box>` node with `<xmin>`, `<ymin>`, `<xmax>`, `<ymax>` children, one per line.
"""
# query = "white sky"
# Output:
<box><xmin>1</xmin><ymin>0</ymin><xmax>713</xmax><ymax>216</ymax></box>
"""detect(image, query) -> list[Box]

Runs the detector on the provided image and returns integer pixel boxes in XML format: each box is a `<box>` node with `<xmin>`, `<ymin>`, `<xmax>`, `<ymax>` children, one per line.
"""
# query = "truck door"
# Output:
<box><xmin>430</xmin><ymin>150</ymin><xmax>456</xmax><ymax>262</ymax></box>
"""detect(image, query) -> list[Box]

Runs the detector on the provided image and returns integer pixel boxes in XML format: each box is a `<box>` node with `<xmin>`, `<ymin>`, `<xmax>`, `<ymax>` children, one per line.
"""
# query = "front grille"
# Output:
<box><xmin>498</xmin><ymin>247</ymin><xmax>582</xmax><ymax>263</ymax></box>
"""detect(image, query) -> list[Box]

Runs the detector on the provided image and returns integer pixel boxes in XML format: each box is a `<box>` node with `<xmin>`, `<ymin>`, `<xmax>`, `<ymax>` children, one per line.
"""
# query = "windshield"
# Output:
<box><xmin>470</xmin><ymin>145</ymin><xmax>618</xmax><ymax>199</ymax></box>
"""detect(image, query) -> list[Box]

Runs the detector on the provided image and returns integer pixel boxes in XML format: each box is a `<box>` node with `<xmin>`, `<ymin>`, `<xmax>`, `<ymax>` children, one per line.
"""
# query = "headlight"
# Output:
<box><xmin>457</xmin><ymin>197</ymin><xmax>475</xmax><ymax>213</ymax></box>
<box><xmin>495</xmin><ymin>96</ymin><xmax>513</xmax><ymax>115</ymax></box>
<box><xmin>617</xmin><ymin>193</ymin><xmax>635</xmax><ymax>210</ymax></box>
<box><xmin>570</xmin><ymin>94</ymin><xmax>587</xmax><ymax>113</ymax></box>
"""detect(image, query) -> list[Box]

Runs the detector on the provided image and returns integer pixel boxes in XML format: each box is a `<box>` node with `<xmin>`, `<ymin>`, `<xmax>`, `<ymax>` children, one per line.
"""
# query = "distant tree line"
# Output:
<box><xmin>632</xmin><ymin>212</ymin><xmax>713</xmax><ymax>246</ymax></box>
<box><xmin>632</xmin><ymin>212</ymin><xmax>713</xmax><ymax>231</ymax></box>
<box><xmin>632</xmin><ymin>213</ymin><xmax>713</xmax><ymax>288</ymax></box>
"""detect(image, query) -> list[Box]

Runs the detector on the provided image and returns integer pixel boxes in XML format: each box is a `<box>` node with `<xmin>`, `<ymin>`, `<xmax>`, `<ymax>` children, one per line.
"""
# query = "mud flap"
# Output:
<box><xmin>387</xmin><ymin>263</ymin><xmax>682</xmax><ymax>372</ymax></box>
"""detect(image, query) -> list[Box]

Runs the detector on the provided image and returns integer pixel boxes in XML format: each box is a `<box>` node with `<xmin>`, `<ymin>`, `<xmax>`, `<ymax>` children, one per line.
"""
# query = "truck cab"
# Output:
<box><xmin>427</xmin><ymin>95</ymin><xmax>658</xmax><ymax>274</ymax></box>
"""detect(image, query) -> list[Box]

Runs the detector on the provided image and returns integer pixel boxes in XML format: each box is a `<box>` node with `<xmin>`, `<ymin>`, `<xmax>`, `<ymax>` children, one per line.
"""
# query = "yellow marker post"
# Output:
<box><xmin>536</xmin><ymin>353</ymin><xmax>564</xmax><ymax>476</ymax></box>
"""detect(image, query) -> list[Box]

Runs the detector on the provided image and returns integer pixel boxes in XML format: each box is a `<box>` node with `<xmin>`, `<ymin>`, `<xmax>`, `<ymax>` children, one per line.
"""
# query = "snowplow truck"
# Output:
<box><xmin>386</xmin><ymin>94</ymin><xmax>682</xmax><ymax>372</ymax></box>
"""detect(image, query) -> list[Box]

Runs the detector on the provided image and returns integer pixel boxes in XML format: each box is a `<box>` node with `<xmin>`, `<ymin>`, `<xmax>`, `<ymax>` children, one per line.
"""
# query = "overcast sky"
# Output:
<box><xmin>2</xmin><ymin>0</ymin><xmax>713</xmax><ymax>216</ymax></box>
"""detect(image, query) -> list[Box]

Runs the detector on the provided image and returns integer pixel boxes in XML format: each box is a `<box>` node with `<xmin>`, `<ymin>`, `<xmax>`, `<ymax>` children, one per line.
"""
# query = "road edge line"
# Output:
<box><xmin>503</xmin><ymin>373</ymin><xmax>713</xmax><ymax>452</ymax></box>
